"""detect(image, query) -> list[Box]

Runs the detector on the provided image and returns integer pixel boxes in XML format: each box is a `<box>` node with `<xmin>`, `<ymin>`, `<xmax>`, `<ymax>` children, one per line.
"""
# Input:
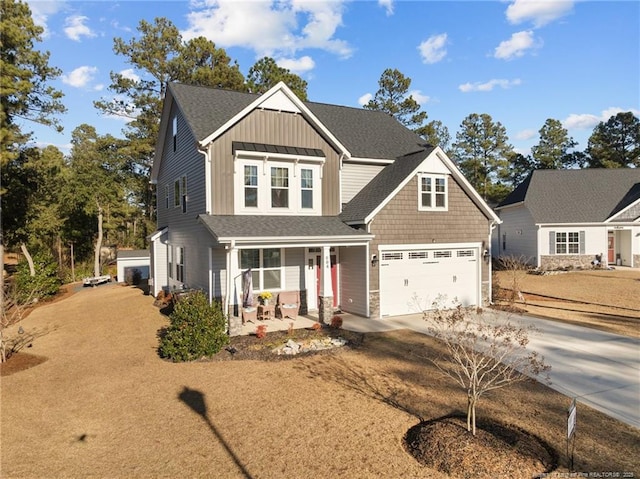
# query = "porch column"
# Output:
<box><xmin>226</xmin><ymin>242</ymin><xmax>242</xmax><ymax>336</ymax></box>
<box><xmin>318</xmin><ymin>245</ymin><xmax>333</xmax><ymax>324</ymax></box>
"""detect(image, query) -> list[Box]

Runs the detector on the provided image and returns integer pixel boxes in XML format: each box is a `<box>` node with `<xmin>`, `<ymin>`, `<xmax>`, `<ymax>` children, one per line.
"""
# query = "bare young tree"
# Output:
<box><xmin>495</xmin><ymin>254</ymin><xmax>532</xmax><ymax>307</ymax></box>
<box><xmin>423</xmin><ymin>302</ymin><xmax>550</xmax><ymax>435</ymax></box>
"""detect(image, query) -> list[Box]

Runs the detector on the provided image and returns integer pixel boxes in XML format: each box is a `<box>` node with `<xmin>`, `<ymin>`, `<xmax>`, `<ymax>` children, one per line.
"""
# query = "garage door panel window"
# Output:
<box><xmin>419</xmin><ymin>174</ymin><xmax>448</xmax><ymax>211</ymax></box>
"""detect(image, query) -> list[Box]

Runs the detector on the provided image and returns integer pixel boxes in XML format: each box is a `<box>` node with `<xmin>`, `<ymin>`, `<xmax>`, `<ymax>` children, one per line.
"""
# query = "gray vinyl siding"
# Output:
<box><xmin>155</xmin><ymin>104</ymin><xmax>212</xmax><ymax>292</ymax></box>
<box><xmin>342</xmin><ymin>162</ymin><xmax>385</xmax><ymax>204</ymax></box>
<box><xmin>284</xmin><ymin>247</ymin><xmax>305</xmax><ymax>291</ymax></box>
<box><xmin>208</xmin><ymin>109</ymin><xmax>341</xmax><ymax>215</ymax></box>
<box><xmin>211</xmin><ymin>247</ymin><xmax>227</xmax><ymax>300</ymax></box>
<box><xmin>368</xmin><ymin>174</ymin><xmax>491</xmax><ymax>291</ymax></box>
<box><xmin>495</xmin><ymin>206</ymin><xmax>538</xmax><ymax>264</ymax></box>
<box><xmin>339</xmin><ymin>245</ymin><xmax>368</xmax><ymax>316</ymax></box>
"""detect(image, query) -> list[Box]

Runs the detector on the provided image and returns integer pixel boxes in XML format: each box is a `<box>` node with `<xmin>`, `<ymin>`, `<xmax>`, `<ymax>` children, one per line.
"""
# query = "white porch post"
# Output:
<box><xmin>225</xmin><ymin>241</ymin><xmax>242</xmax><ymax>336</ymax></box>
<box><xmin>318</xmin><ymin>245</ymin><xmax>334</xmax><ymax>323</ymax></box>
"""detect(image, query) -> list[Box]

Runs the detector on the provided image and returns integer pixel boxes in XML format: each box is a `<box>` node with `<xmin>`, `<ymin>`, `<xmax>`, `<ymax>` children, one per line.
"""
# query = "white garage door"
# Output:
<box><xmin>379</xmin><ymin>247</ymin><xmax>479</xmax><ymax>317</ymax></box>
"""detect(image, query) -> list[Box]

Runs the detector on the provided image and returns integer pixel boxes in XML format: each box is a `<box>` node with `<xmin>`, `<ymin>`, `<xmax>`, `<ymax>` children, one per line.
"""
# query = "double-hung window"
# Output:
<box><xmin>168</xmin><ymin>246</ymin><xmax>174</xmax><ymax>279</ymax></box>
<box><xmin>240</xmin><ymin>248</ymin><xmax>283</xmax><ymax>291</ymax></box>
<box><xmin>556</xmin><ymin>232</ymin><xmax>580</xmax><ymax>254</ymax></box>
<box><xmin>244</xmin><ymin>165</ymin><xmax>258</xmax><ymax>207</ymax></box>
<box><xmin>271</xmin><ymin>167</ymin><xmax>289</xmax><ymax>208</ymax></box>
<box><xmin>418</xmin><ymin>174</ymin><xmax>448</xmax><ymax>211</ymax></box>
<box><xmin>176</xmin><ymin>247</ymin><xmax>185</xmax><ymax>283</ymax></box>
<box><xmin>301</xmin><ymin>168</ymin><xmax>313</xmax><ymax>209</ymax></box>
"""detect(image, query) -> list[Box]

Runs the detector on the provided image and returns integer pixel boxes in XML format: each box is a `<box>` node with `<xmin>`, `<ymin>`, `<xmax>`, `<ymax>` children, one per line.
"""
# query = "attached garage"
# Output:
<box><xmin>116</xmin><ymin>250</ymin><xmax>150</xmax><ymax>285</ymax></box>
<box><xmin>378</xmin><ymin>244</ymin><xmax>481</xmax><ymax>317</ymax></box>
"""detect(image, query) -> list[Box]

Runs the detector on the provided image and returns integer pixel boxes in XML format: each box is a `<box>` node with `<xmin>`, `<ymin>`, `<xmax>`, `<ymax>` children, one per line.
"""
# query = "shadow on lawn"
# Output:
<box><xmin>178</xmin><ymin>386</ymin><xmax>254</xmax><ymax>479</ymax></box>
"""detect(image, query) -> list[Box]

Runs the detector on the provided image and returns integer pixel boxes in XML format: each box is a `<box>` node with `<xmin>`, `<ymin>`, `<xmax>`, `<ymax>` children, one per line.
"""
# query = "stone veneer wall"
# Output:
<box><xmin>318</xmin><ymin>296</ymin><xmax>334</xmax><ymax>324</ymax></box>
<box><xmin>634</xmin><ymin>255</ymin><xmax>640</xmax><ymax>268</ymax></box>
<box><xmin>540</xmin><ymin>254</ymin><xmax>596</xmax><ymax>270</ymax></box>
<box><xmin>369</xmin><ymin>290</ymin><xmax>380</xmax><ymax>319</ymax></box>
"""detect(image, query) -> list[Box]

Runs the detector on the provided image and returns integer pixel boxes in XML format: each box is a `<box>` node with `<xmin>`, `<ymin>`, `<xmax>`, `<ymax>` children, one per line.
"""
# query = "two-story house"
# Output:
<box><xmin>150</xmin><ymin>82</ymin><xmax>500</xmax><ymax>333</ymax></box>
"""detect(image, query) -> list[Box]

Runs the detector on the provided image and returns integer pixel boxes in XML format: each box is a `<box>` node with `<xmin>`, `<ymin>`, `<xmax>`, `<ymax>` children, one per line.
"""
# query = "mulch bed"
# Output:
<box><xmin>404</xmin><ymin>415</ymin><xmax>559</xmax><ymax>478</ymax></box>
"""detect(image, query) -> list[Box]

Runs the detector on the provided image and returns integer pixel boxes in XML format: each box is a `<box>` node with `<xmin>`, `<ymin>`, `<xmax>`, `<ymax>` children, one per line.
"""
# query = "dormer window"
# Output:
<box><xmin>418</xmin><ymin>173</ymin><xmax>448</xmax><ymax>211</ymax></box>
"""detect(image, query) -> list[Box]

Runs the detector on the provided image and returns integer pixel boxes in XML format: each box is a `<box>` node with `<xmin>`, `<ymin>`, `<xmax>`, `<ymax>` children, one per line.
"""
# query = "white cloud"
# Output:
<box><xmin>277</xmin><ymin>56</ymin><xmax>315</xmax><ymax>74</ymax></box>
<box><xmin>62</xmin><ymin>66</ymin><xmax>98</xmax><ymax>88</ymax></box>
<box><xmin>64</xmin><ymin>15</ymin><xmax>96</xmax><ymax>42</ymax></box>
<box><xmin>515</xmin><ymin>129</ymin><xmax>537</xmax><ymax>141</ymax></box>
<box><xmin>563</xmin><ymin>107</ymin><xmax>640</xmax><ymax>130</ymax></box>
<box><xmin>358</xmin><ymin>93</ymin><xmax>373</xmax><ymax>106</ymax></box>
<box><xmin>120</xmin><ymin>69</ymin><xmax>141</xmax><ymax>82</ymax></box>
<box><xmin>182</xmin><ymin>0</ymin><xmax>352</xmax><ymax>59</ymax></box>
<box><xmin>458</xmin><ymin>78</ymin><xmax>522</xmax><ymax>92</ymax></box>
<box><xmin>409</xmin><ymin>90</ymin><xmax>430</xmax><ymax>105</ymax></box>
<box><xmin>378</xmin><ymin>0</ymin><xmax>394</xmax><ymax>16</ymax></box>
<box><xmin>506</xmin><ymin>0</ymin><xmax>574</xmax><ymax>28</ymax></box>
<box><xmin>418</xmin><ymin>33</ymin><xmax>448</xmax><ymax>64</ymax></box>
<box><xmin>494</xmin><ymin>30</ymin><xmax>540</xmax><ymax>60</ymax></box>
<box><xmin>26</xmin><ymin>0</ymin><xmax>65</xmax><ymax>37</ymax></box>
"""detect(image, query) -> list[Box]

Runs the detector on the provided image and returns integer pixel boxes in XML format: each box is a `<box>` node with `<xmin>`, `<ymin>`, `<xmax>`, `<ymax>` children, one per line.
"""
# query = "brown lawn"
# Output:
<box><xmin>494</xmin><ymin>268</ymin><xmax>640</xmax><ymax>338</ymax></box>
<box><xmin>1</xmin><ymin>280</ymin><xmax>639</xmax><ymax>478</ymax></box>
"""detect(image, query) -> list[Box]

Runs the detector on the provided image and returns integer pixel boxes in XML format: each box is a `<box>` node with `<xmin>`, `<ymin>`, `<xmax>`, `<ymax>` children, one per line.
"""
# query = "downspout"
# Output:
<box><xmin>197</xmin><ymin>142</ymin><xmax>212</xmax><ymax>214</ymax></box>
<box><xmin>487</xmin><ymin>220</ymin><xmax>497</xmax><ymax>305</ymax></box>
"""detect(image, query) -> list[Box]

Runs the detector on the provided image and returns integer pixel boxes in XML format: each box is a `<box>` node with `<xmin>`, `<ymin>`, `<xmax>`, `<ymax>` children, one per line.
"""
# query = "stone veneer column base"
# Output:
<box><xmin>318</xmin><ymin>296</ymin><xmax>334</xmax><ymax>324</ymax></box>
<box><xmin>228</xmin><ymin>315</ymin><xmax>242</xmax><ymax>337</ymax></box>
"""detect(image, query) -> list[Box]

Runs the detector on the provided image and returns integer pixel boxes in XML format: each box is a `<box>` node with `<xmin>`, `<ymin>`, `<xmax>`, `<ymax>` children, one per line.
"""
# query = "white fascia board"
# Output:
<box><xmin>216</xmin><ymin>237</ymin><xmax>374</xmax><ymax>248</ymax></box>
<box><xmin>150</xmin><ymin>93</ymin><xmax>174</xmax><ymax>184</ymax></box>
<box><xmin>432</xmin><ymin>147</ymin><xmax>501</xmax><ymax>223</ymax></box>
<box><xmin>534</xmin><ymin>222</ymin><xmax>634</xmax><ymax>228</ymax></box>
<box><xmin>148</xmin><ymin>227</ymin><xmax>168</xmax><ymax>241</ymax></box>
<box><xmin>378</xmin><ymin>242</ymin><xmax>482</xmax><ymax>251</ymax></box>
<box><xmin>604</xmin><ymin>197</ymin><xmax>640</xmax><ymax>223</ymax></box>
<box><xmin>198</xmin><ymin>82</ymin><xmax>350</xmax><ymax>157</ymax></box>
<box><xmin>343</xmin><ymin>157</ymin><xmax>394</xmax><ymax>165</ymax></box>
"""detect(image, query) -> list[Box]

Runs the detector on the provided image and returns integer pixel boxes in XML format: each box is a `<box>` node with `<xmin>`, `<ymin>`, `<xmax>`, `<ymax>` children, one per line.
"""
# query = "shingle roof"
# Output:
<box><xmin>497</xmin><ymin>168</ymin><xmax>640</xmax><ymax>223</ymax></box>
<box><xmin>117</xmin><ymin>249</ymin><xmax>150</xmax><ymax>259</ymax></box>
<box><xmin>198</xmin><ymin>215</ymin><xmax>371</xmax><ymax>241</ymax></box>
<box><xmin>168</xmin><ymin>82</ymin><xmax>425</xmax><ymax>159</ymax></box>
<box><xmin>340</xmin><ymin>148</ymin><xmax>432</xmax><ymax>223</ymax></box>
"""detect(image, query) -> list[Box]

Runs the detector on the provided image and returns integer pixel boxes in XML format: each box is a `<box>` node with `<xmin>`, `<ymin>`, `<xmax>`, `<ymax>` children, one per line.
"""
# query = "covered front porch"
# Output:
<box><xmin>198</xmin><ymin>214</ymin><xmax>373</xmax><ymax>336</ymax></box>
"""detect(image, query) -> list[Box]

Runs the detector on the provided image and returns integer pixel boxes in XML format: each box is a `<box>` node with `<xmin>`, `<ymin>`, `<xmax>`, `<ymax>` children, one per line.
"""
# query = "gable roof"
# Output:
<box><xmin>497</xmin><ymin>168</ymin><xmax>640</xmax><ymax>223</ymax></box>
<box><xmin>163</xmin><ymin>82</ymin><xmax>425</xmax><ymax>160</ymax></box>
<box><xmin>340</xmin><ymin>146</ymin><xmax>500</xmax><ymax>224</ymax></box>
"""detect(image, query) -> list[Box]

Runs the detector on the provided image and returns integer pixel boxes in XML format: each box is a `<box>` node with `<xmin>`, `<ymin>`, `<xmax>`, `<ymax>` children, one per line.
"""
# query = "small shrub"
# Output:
<box><xmin>255</xmin><ymin>324</ymin><xmax>268</xmax><ymax>339</ymax></box>
<box><xmin>13</xmin><ymin>252</ymin><xmax>61</xmax><ymax>304</ymax></box>
<box><xmin>311</xmin><ymin>322</ymin><xmax>322</xmax><ymax>332</ymax></box>
<box><xmin>330</xmin><ymin>315</ymin><xmax>343</xmax><ymax>329</ymax></box>
<box><xmin>158</xmin><ymin>290</ymin><xmax>229</xmax><ymax>362</ymax></box>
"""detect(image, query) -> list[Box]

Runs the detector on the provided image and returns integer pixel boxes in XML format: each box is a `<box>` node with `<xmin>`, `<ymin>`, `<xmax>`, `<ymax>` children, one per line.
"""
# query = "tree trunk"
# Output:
<box><xmin>20</xmin><ymin>243</ymin><xmax>35</xmax><ymax>277</ymax></box>
<box><xmin>70</xmin><ymin>243</ymin><xmax>75</xmax><ymax>282</ymax></box>
<box><xmin>94</xmin><ymin>206</ymin><xmax>103</xmax><ymax>278</ymax></box>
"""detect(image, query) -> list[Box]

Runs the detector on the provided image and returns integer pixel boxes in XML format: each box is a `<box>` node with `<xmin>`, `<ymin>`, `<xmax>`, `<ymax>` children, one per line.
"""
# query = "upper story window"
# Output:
<box><xmin>418</xmin><ymin>174</ymin><xmax>448</xmax><ymax>211</ymax></box>
<box><xmin>233</xmin><ymin>142</ymin><xmax>324</xmax><ymax>215</ymax></box>
<box><xmin>172</xmin><ymin>116</ymin><xmax>178</xmax><ymax>152</ymax></box>
<box><xmin>174</xmin><ymin>175</ymin><xmax>187</xmax><ymax>212</ymax></box>
<box><xmin>165</xmin><ymin>185</ymin><xmax>170</xmax><ymax>209</ymax></box>
<box><xmin>271</xmin><ymin>167</ymin><xmax>289</xmax><ymax>208</ymax></box>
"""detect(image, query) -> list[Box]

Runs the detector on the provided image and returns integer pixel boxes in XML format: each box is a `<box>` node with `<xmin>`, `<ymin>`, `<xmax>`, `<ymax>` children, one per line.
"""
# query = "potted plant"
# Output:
<box><xmin>258</xmin><ymin>291</ymin><xmax>273</xmax><ymax>306</ymax></box>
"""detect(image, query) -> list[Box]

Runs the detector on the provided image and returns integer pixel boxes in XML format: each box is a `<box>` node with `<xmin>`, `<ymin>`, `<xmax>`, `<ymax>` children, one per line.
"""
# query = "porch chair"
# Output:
<box><xmin>277</xmin><ymin>291</ymin><xmax>300</xmax><ymax>320</ymax></box>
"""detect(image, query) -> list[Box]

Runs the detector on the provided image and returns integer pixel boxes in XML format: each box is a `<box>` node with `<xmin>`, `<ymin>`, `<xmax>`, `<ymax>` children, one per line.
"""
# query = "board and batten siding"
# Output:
<box><xmin>338</xmin><ymin>245</ymin><xmax>368</xmax><ymax>317</ymax></box>
<box><xmin>341</xmin><ymin>162</ymin><xmax>385</xmax><ymax>204</ymax></box>
<box><xmin>368</xmin><ymin>174</ymin><xmax>492</xmax><ymax>291</ymax></box>
<box><xmin>207</xmin><ymin>109</ymin><xmax>341</xmax><ymax>215</ymax></box>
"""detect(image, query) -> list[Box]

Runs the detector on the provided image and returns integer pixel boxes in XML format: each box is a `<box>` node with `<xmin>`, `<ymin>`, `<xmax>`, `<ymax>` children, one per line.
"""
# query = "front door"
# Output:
<box><xmin>608</xmin><ymin>233</ymin><xmax>615</xmax><ymax>263</ymax></box>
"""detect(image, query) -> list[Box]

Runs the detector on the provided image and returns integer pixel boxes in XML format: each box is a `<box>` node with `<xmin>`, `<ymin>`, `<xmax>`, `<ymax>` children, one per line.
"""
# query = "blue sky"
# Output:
<box><xmin>24</xmin><ymin>0</ymin><xmax>640</xmax><ymax>157</ymax></box>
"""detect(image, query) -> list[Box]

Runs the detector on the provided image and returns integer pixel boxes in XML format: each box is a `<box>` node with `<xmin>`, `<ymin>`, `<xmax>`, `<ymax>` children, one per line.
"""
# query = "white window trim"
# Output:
<box><xmin>239</xmin><ymin>248</ymin><xmax>285</xmax><ymax>291</ymax></box>
<box><xmin>418</xmin><ymin>173</ymin><xmax>448</xmax><ymax>211</ymax></box>
<box><xmin>555</xmin><ymin>231</ymin><xmax>580</xmax><ymax>255</ymax></box>
<box><xmin>176</xmin><ymin>246</ymin><xmax>185</xmax><ymax>283</ymax></box>
<box><xmin>234</xmin><ymin>156</ymin><xmax>322</xmax><ymax>215</ymax></box>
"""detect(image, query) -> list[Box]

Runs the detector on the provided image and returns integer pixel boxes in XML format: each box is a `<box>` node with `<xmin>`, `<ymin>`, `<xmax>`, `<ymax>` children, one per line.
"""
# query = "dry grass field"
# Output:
<box><xmin>1</xmin><ymin>279</ymin><xmax>639</xmax><ymax>478</ymax></box>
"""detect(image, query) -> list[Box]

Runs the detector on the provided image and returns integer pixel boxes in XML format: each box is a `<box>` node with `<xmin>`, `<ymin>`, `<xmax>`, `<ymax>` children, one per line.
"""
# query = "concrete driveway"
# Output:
<box><xmin>341</xmin><ymin>311</ymin><xmax>640</xmax><ymax>429</ymax></box>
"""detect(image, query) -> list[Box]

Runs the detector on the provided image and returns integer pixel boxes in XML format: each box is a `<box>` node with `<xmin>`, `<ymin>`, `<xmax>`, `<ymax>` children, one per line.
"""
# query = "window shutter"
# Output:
<box><xmin>579</xmin><ymin>231</ymin><xmax>585</xmax><ymax>254</ymax></box>
<box><xmin>549</xmin><ymin>231</ymin><xmax>556</xmax><ymax>255</ymax></box>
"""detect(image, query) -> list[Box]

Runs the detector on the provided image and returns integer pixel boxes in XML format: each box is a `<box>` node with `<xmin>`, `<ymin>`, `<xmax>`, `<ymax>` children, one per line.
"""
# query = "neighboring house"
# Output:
<box><xmin>149</xmin><ymin>82</ymin><xmax>500</xmax><ymax>332</ymax></box>
<box><xmin>493</xmin><ymin>168</ymin><xmax>640</xmax><ymax>269</ymax></box>
<box><xmin>116</xmin><ymin>249</ymin><xmax>150</xmax><ymax>285</ymax></box>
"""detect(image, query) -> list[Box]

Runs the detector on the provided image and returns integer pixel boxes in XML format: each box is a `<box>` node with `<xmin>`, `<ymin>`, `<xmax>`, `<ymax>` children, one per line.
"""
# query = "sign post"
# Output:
<box><xmin>567</xmin><ymin>398</ymin><xmax>577</xmax><ymax>471</ymax></box>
